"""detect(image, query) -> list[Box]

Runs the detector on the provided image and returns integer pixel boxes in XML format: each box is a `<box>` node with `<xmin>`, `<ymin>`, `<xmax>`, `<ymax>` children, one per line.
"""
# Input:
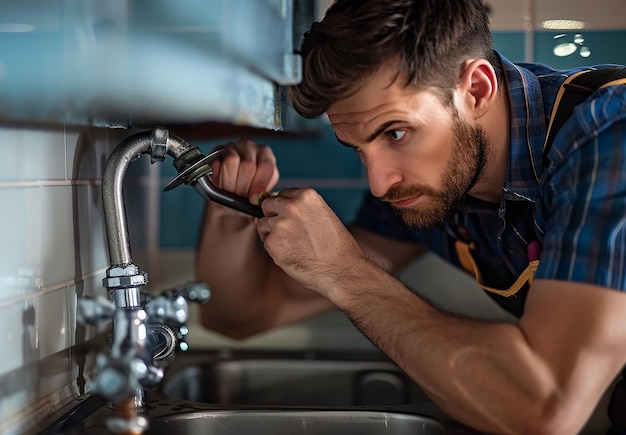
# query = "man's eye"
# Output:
<box><xmin>387</xmin><ymin>130</ymin><xmax>406</xmax><ymax>141</ymax></box>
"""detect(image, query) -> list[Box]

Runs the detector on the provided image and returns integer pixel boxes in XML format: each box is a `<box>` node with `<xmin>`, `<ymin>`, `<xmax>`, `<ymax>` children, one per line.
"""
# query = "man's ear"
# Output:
<box><xmin>458</xmin><ymin>59</ymin><xmax>498</xmax><ymax>120</ymax></box>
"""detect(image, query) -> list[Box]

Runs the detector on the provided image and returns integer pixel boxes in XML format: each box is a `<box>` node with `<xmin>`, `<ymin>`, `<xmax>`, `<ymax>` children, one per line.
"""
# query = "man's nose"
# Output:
<box><xmin>364</xmin><ymin>153</ymin><xmax>403</xmax><ymax>198</ymax></box>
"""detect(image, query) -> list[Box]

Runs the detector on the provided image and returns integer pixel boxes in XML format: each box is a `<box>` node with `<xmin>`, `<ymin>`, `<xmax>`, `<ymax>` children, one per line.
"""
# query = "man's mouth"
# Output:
<box><xmin>387</xmin><ymin>194</ymin><xmax>423</xmax><ymax>208</ymax></box>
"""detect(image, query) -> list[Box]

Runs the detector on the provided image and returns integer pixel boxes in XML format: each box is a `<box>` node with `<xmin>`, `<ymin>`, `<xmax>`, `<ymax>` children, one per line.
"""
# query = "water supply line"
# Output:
<box><xmin>79</xmin><ymin>126</ymin><xmax>258</xmax><ymax>434</ymax></box>
<box><xmin>98</xmin><ymin>127</ymin><xmax>198</xmax><ymax>433</ymax></box>
<box><xmin>103</xmin><ymin>128</ymin><xmax>189</xmax><ymax>268</ymax></box>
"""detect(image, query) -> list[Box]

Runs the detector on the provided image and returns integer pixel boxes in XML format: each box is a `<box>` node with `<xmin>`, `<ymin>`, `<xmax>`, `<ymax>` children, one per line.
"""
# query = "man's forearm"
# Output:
<box><xmin>195</xmin><ymin>203</ymin><xmax>275</xmax><ymax>336</ymax></box>
<box><xmin>325</xmin><ymin>258</ymin><xmax>599</xmax><ymax>434</ymax></box>
<box><xmin>196</xmin><ymin>203</ymin><xmax>335</xmax><ymax>338</ymax></box>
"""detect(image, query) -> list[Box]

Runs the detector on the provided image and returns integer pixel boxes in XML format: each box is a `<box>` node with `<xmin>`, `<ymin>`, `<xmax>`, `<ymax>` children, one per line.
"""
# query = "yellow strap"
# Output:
<box><xmin>544</xmin><ymin>72</ymin><xmax>626</xmax><ymax>151</ymax></box>
<box><xmin>543</xmin><ymin>70</ymin><xmax>590</xmax><ymax>151</ymax></box>
<box><xmin>455</xmin><ymin>240</ymin><xmax>539</xmax><ymax>297</ymax></box>
<box><xmin>599</xmin><ymin>78</ymin><xmax>626</xmax><ymax>89</ymax></box>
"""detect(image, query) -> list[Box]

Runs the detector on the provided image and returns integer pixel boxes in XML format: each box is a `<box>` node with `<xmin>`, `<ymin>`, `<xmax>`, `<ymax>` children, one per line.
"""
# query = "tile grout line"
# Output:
<box><xmin>0</xmin><ymin>179</ymin><xmax>101</xmax><ymax>188</ymax></box>
<box><xmin>0</xmin><ymin>267</ymin><xmax>108</xmax><ymax>308</ymax></box>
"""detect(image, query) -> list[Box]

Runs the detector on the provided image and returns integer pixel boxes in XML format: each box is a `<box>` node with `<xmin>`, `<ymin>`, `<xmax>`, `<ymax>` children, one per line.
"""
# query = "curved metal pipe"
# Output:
<box><xmin>102</xmin><ymin>129</ymin><xmax>195</xmax><ymax>266</ymax></box>
<box><xmin>102</xmin><ymin>131</ymin><xmax>153</xmax><ymax>266</ymax></box>
<box><xmin>165</xmin><ymin>135</ymin><xmax>193</xmax><ymax>159</ymax></box>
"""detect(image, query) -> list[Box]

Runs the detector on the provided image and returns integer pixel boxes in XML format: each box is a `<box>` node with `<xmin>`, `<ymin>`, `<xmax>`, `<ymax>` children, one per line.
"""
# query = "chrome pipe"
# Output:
<box><xmin>102</xmin><ymin>131</ymin><xmax>154</xmax><ymax>266</ymax></box>
<box><xmin>102</xmin><ymin>129</ymin><xmax>195</xmax><ymax>267</ymax></box>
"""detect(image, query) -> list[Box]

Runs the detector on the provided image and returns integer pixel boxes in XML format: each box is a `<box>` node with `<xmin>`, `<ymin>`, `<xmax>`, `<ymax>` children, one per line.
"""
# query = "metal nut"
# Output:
<box><xmin>102</xmin><ymin>273</ymin><xmax>148</xmax><ymax>289</ymax></box>
<box><xmin>150</xmin><ymin>127</ymin><xmax>168</xmax><ymax>163</ymax></box>
<box><xmin>103</xmin><ymin>264</ymin><xmax>148</xmax><ymax>289</ymax></box>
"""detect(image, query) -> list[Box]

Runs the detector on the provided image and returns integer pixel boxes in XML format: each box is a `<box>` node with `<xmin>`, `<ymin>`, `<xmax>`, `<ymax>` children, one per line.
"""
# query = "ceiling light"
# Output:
<box><xmin>542</xmin><ymin>19</ymin><xmax>585</xmax><ymax>30</ymax></box>
<box><xmin>553</xmin><ymin>42</ymin><xmax>578</xmax><ymax>57</ymax></box>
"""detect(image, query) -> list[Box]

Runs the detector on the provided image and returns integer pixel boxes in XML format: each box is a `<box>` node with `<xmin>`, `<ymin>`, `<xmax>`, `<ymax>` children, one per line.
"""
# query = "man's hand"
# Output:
<box><xmin>256</xmin><ymin>188</ymin><xmax>366</xmax><ymax>294</ymax></box>
<box><xmin>209</xmin><ymin>139</ymin><xmax>280</xmax><ymax>215</ymax></box>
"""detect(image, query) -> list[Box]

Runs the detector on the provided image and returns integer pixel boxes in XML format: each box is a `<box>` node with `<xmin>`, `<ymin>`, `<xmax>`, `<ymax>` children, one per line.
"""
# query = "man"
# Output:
<box><xmin>196</xmin><ymin>0</ymin><xmax>626</xmax><ymax>433</ymax></box>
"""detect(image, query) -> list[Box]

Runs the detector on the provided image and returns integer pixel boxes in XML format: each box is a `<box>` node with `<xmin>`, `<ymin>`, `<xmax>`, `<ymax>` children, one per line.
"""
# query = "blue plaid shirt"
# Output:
<box><xmin>353</xmin><ymin>53</ymin><xmax>626</xmax><ymax>316</ymax></box>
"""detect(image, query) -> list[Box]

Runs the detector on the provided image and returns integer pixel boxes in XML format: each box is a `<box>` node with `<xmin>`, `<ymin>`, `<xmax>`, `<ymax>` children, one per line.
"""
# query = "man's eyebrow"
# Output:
<box><xmin>366</xmin><ymin>120</ymin><xmax>401</xmax><ymax>143</ymax></box>
<box><xmin>334</xmin><ymin>120</ymin><xmax>403</xmax><ymax>149</ymax></box>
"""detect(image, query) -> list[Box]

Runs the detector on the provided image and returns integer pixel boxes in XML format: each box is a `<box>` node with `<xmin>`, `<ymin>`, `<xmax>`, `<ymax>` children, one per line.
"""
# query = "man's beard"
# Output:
<box><xmin>382</xmin><ymin>118</ymin><xmax>489</xmax><ymax>230</ymax></box>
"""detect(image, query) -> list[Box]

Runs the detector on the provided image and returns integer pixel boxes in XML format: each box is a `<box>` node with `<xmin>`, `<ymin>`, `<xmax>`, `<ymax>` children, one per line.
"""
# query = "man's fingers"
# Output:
<box><xmin>248</xmin><ymin>145</ymin><xmax>279</xmax><ymax>201</ymax></box>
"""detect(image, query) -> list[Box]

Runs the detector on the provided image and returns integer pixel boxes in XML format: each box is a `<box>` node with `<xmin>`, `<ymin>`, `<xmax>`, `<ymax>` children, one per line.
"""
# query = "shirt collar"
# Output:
<box><xmin>499</xmin><ymin>54</ymin><xmax>548</xmax><ymax>203</ymax></box>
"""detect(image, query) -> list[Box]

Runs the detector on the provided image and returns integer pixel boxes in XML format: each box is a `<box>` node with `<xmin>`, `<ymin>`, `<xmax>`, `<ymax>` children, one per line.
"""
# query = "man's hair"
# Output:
<box><xmin>289</xmin><ymin>0</ymin><xmax>502</xmax><ymax>118</ymax></box>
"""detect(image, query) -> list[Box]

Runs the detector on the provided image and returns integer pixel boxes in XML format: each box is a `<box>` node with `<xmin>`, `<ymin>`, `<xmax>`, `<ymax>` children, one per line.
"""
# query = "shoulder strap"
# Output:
<box><xmin>543</xmin><ymin>66</ymin><xmax>626</xmax><ymax>162</ymax></box>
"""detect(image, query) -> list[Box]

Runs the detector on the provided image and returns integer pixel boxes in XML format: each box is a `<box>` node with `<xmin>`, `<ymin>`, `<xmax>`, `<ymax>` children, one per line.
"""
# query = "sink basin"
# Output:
<box><xmin>43</xmin><ymin>394</ymin><xmax>448</xmax><ymax>435</ymax></box>
<box><xmin>162</xmin><ymin>350</ymin><xmax>432</xmax><ymax>407</ymax></box>
<box><xmin>145</xmin><ymin>409</ymin><xmax>446</xmax><ymax>435</ymax></box>
<box><xmin>46</xmin><ymin>394</ymin><xmax>448</xmax><ymax>435</ymax></box>
<box><xmin>42</xmin><ymin>350</ymin><xmax>450</xmax><ymax>434</ymax></box>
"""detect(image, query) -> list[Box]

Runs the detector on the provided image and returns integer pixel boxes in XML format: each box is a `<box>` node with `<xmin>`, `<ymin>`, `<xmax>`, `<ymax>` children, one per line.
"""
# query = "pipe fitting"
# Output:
<box><xmin>102</xmin><ymin>264</ymin><xmax>148</xmax><ymax>290</ymax></box>
<box><xmin>150</xmin><ymin>127</ymin><xmax>168</xmax><ymax>164</ymax></box>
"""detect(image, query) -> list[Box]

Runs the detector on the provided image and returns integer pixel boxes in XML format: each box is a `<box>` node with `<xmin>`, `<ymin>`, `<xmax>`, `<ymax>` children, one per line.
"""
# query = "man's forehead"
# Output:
<box><xmin>328</xmin><ymin>88</ymin><xmax>425</xmax><ymax>126</ymax></box>
<box><xmin>327</xmin><ymin>65</ymin><xmax>410</xmax><ymax>116</ymax></box>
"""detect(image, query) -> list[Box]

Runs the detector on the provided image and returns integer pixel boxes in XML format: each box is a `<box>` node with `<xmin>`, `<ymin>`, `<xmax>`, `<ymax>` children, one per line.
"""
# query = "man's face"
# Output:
<box><xmin>327</xmin><ymin>66</ymin><xmax>489</xmax><ymax>230</ymax></box>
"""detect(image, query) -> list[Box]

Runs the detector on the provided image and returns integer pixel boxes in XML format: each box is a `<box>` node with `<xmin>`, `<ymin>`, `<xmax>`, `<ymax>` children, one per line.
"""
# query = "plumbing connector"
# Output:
<box><xmin>102</xmin><ymin>264</ymin><xmax>148</xmax><ymax>290</ymax></box>
<box><xmin>89</xmin><ymin>352</ymin><xmax>164</xmax><ymax>404</ymax></box>
<box><xmin>90</xmin><ymin>353</ymin><xmax>141</xmax><ymax>403</ymax></box>
<box><xmin>150</xmin><ymin>127</ymin><xmax>168</xmax><ymax>164</ymax></box>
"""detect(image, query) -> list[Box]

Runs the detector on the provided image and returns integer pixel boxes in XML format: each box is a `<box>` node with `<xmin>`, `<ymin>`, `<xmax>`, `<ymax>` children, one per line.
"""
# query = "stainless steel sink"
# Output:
<box><xmin>145</xmin><ymin>409</ymin><xmax>446</xmax><ymax>435</ymax></box>
<box><xmin>42</xmin><ymin>350</ymin><xmax>451</xmax><ymax>434</ymax></box>
<box><xmin>161</xmin><ymin>350</ymin><xmax>432</xmax><ymax>407</ymax></box>
<box><xmin>44</xmin><ymin>393</ymin><xmax>449</xmax><ymax>435</ymax></box>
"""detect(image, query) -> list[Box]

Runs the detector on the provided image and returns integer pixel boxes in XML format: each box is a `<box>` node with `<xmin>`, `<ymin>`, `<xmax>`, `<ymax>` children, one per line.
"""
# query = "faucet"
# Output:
<box><xmin>77</xmin><ymin>127</ymin><xmax>253</xmax><ymax>434</ymax></box>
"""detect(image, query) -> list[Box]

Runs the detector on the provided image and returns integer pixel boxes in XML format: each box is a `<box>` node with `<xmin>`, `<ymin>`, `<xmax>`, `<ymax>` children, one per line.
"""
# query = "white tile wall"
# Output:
<box><xmin>0</xmin><ymin>128</ymin><xmax>20</xmax><ymax>181</ymax></box>
<box><xmin>36</xmin><ymin>287</ymin><xmax>71</xmax><ymax>359</ymax></box>
<box><xmin>41</xmin><ymin>186</ymin><xmax>75</xmax><ymax>287</ymax></box>
<box><xmin>22</xmin><ymin>130</ymin><xmax>66</xmax><ymax>181</ymax></box>
<box><xmin>0</xmin><ymin>301</ymin><xmax>27</xmax><ymax>375</ymax></box>
<box><xmin>0</xmin><ymin>125</ymin><xmax>130</xmax><ymax>434</ymax></box>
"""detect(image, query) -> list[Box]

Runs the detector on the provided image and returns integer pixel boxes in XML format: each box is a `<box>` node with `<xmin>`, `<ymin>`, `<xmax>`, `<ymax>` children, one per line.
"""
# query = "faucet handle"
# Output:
<box><xmin>89</xmin><ymin>352</ymin><xmax>164</xmax><ymax>403</ymax></box>
<box><xmin>77</xmin><ymin>296</ymin><xmax>115</xmax><ymax>327</ymax></box>
<box><xmin>162</xmin><ymin>281</ymin><xmax>211</xmax><ymax>304</ymax></box>
<box><xmin>144</xmin><ymin>281</ymin><xmax>210</xmax><ymax>327</ymax></box>
<box><xmin>145</xmin><ymin>293</ymin><xmax>188</xmax><ymax>326</ymax></box>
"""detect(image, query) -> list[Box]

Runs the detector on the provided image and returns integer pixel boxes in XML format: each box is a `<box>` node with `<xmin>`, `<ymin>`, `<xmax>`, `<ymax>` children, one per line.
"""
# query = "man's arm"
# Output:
<box><xmin>196</xmin><ymin>201</ymin><xmax>336</xmax><ymax>338</ymax></box>
<box><xmin>195</xmin><ymin>138</ymin><xmax>337</xmax><ymax>338</ymax></box>
<box><xmin>257</xmin><ymin>188</ymin><xmax>626</xmax><ymax>434</ymax></box>
<box><xmin>196</xmin><ymin>204</ymin><xmax>426</xmax><ymax>338</ymax></box>
<box><xmin>195</xmin><ymin>139</ymin><xmax>426</xmax><ymax>339</ymax></box>
<box><xmin>327</xmin><ymin>257</ymin><xmax>626</xmax><ymax>434</ymax></box>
